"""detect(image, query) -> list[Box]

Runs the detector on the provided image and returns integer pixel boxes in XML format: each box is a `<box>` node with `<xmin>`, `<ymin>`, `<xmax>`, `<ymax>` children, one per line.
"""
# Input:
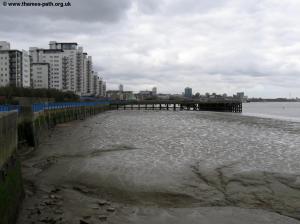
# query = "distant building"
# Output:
<box><xmin>106</xmin><ymin>90</ymin><xmax>123</xmax><ymax>100</ymax></box>
<box><xmin>136</xmin><ymin>90</ymin><xmax>153</xmax><ymax>100</ymax></box>
<box><xmin>236</xmin><ymin>92</ymin><xmax>245</xmax><ymax>98</ymax></box>
<box><xmin>96</xmin><ymin>76</ymin><xmax>106</xmax><ymax>97</ymax></box>
<box><xmin>184</xmin><ymin>87</ymin><xmax>192</xmax><ymax>98</ymax></box>
<box><xmin>101</xmin><ymin>81</ymin><xmax>106</xmax><ymax>97</ymax></box>
<box><xmin>234</xmin><ymin>92</ymin><xmax>248</xmax><ymax>102</ymax></box>
<box><xmin>152</xmin><ymin>87</ymin><xmax>157</xmax><ymax>95</ymax></box>
<box><xmin>0</xmin><ymin>41</ymin><xmax>10</xmax><ymax>50</ymax></box>
<box><xmin>123</xmin><ymin>91</ymin><xmax>135</xmax><ymax>100</ymax></box>
<box><xmin>157</xmin><ymin>94</ymin><xmax>170</xmax><ymax>100</ymax></box>
<box><xmin>119</xmin><ymin>84</ymin><xmax>124</xmax><ymax>92</ymax></box>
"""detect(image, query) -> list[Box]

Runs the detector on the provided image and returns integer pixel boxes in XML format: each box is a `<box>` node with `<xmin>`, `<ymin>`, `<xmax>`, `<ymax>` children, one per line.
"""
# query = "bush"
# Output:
<box><xmin>0</xmin><ymin>87</ymin><xmax>79</xmax><ymax>104</ymax></box>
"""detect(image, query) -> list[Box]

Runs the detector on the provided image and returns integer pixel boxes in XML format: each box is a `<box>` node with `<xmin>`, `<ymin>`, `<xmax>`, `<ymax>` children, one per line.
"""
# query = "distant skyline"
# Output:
<box><xmin>1</xmin><ymin>0</ymin><xmax>300</xmax><ymax>98</ymax></box>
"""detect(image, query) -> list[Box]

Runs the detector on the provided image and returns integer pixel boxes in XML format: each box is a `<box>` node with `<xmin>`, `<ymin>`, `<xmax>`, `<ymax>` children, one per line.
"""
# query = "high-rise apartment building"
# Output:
<box><xmin>119</xmin><ymin>84</ymin><xmax>124</xmax><ymax>92</ymax></box>
<box><xmin>184</xmin><ymin>87</ymin><xmax>193</xmax><ymax>98</ymax></box>
<box><xmin>31</xmin><ymin>63</ymin><xmax>49</xmax><ymax>89</ymax></box>
<box><xmin>152</xmin><ymin>87</ymin><xmax>157</xmax><ymax>95</ymax></box>
<box><xmin>6</xmin><ymin>40</ymin><xmax>108</xmax><ymax>95</ymax></box>
<box><xmin>84</xmin><ymin>56</ymin><xmax>93</xmax><ymax>95</ymax></box>
<box><xmin>22</xmin><ymin>50</ymin><xmax>31</xmax><ymax>87</ymax></box>
<box><xmin>0</xmin><ymin>41</ymin><xmax>30</xmax><ymax>87</ymax></box>
<box><xmin>49</xmin><ymin>41</ymin><xmax>79</xmax><ymax>93</ymax></box>
<box><xmin>30</xmin><ymin>47</ymin><xmax>64</xmax><ymax>90</ymax></box>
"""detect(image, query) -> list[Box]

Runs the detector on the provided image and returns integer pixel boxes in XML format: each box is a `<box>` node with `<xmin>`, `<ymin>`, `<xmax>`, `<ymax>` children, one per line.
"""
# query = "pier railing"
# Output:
<box><xmin>0</xmin><ymin>105</ymin><xmax>20</xmax><ymax>113</ymax></box>
<box><xmin>31</xmin><ymin>101</ymin><xmax>110</xmax><ymax>113</ymax></box>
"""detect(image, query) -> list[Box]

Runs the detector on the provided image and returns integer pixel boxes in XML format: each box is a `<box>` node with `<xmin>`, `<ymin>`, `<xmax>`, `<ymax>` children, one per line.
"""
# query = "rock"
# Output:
<box><xmin>73</xmin><ymin>186</ymin><xmax>89</xmax><ymax>193</ymax></box>
<box><xmin>39</xmin><ymin>217</ymin><xmax>56</xmax><ymax>223</ymax></box>
<box><xmin>51</xmin><ymin>188</ymin><xmax>61</xmax><ymax>193</ymax></box>
<box><xmin>83</xmin><ymin>215</ymin><xmax>91</xmax><ymax>219</ymax></box>
<box><xmin>79</xmin><ymin>220</ymin><xmax>89</xmax><ymax>224</ymax></box>
<box><xmin>98</xmin><ymin>215</ymin><xmax>107</xmax><ymax>221</ymax></box>
<box><xmin>98</xmin><ymin>200</ymin><xmax>107</xmax><ymax>206</ymax></box>
<box><xmin>106</xmin><ymin>207</ymin><xmax>115</xmax><ymax>212</ymax></box>
<box><xmin>54</xmin><ymin>209</ymin><xmax>63</xmax><ymax>215</ymax></box>
<box><xmin>50</xmin><ymin>194</ymin><xmax>56</xmax><ymax>199</ymax></box>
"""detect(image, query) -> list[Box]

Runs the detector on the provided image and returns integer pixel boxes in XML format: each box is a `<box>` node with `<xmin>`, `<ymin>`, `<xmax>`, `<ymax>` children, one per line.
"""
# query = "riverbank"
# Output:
<box><xmin>16</xmin><ymin>110</ymin><xmax>300</xmax><ymax>223</ymax></box>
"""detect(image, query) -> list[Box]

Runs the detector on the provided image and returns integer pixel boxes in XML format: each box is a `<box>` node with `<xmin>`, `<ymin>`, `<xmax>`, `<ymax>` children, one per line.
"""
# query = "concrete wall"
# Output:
<box><xmin>21</xmin><ymin>105</ymin><xmax>110</xmax><ymax>147</ymax></box>
<box><xmin>0</xmin><ymin>112</ymin><xmax>24</xmax><ymax>224</ymax></box>
<box><xmin>0</xmin><ymin>112</ymin><xmax>18</xmax><ymax>167</ymax></box>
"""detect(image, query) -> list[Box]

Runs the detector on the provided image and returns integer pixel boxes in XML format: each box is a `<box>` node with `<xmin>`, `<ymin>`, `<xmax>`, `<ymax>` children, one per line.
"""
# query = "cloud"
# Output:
<box><xmin>1</xmin><ymin>0</ymin><xmax>300</xmax><ymax>97</ymax></box>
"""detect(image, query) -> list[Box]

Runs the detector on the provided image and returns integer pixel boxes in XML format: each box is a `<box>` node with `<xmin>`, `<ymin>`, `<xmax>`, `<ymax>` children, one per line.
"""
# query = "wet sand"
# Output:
<box><xmin>17</xmin><ymin>111</ymin><xmax>300</xmax><ymax>223</ymax></box>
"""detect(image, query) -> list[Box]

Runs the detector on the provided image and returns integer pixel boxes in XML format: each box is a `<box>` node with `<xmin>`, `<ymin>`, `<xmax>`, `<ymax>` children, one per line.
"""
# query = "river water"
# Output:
<box><xmin>243</xmin><ymin>102</ymin><xmax>300</xmax><ymax>122</ymax></box>
<box><xmin>18</xmin><ymin>104</ymin><xmax>300</xmax><ymax>224</ymax></box>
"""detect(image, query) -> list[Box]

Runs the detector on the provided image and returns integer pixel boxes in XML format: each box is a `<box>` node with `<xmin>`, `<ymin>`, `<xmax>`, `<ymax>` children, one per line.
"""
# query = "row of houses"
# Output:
<box><xmin>0</xmin><ymin>41</ymin><xmax>106</xmax><ymax>97</ymax></box>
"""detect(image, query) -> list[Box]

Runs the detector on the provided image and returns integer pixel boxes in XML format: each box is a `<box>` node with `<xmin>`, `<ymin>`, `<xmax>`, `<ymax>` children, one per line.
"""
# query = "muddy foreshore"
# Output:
<box><xmin>17</xmin><ymin>111</ymin><xmax>300</xmax><ymax>224</ymax></box>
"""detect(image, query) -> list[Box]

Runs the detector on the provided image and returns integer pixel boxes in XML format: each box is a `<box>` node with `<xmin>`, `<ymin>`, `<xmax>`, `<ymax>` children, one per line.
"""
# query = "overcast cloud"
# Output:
<box><xmin>1</xmin><ymin>0</ymin><xmax>300</xmax><ymax>97</ymax></box>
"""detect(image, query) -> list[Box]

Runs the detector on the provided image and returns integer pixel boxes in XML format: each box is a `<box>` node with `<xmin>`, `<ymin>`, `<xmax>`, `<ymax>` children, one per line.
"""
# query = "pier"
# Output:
<box><xmin>109</xmin><ymin>99</ymin><xmax>243</xmax><ymax>113</ymax></box>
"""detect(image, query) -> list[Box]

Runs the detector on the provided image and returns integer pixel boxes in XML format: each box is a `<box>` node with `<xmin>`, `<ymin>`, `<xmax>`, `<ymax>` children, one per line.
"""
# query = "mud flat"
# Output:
<box><xmin>17</xmin><ymin>111</ymin><xmax>300</xmax><ymax>223</ymax></box>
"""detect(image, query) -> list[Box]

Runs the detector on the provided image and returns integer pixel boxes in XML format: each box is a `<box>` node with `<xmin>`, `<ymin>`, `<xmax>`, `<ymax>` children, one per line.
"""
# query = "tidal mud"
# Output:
<box><xmin>17</xmin><ymin>111</ymin><xmax>300</xmax><ymax>223</ymax></box>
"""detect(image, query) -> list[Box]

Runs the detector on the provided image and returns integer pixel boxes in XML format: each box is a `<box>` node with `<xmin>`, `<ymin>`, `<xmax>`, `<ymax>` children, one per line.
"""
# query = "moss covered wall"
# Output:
<box><xmin>0</xmin><ymin>112</ymin><xmax>24</xmax><ymax>224</ymax></box>
<box><xmin>18</xmin><ymin>105</ymin><xmax>110</xmax><ymax>147</ymax></box>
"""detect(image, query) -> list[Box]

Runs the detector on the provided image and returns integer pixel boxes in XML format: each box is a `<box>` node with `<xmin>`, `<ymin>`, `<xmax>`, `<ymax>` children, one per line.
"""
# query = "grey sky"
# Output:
<box><xmin>1</xmin><ymin>0</ymin><xmax>300</xmax><ymax>97</ymax></box>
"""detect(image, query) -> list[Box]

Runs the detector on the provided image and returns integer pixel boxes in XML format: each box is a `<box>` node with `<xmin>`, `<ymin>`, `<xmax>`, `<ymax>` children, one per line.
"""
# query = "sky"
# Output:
<box><xmin>1</xmin><ymin>0</ymin><xmax>300</xmax><ymax>98</ymax></box>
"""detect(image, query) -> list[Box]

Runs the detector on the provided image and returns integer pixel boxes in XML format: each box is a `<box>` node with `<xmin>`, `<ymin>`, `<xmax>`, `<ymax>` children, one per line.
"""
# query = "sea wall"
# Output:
<box><xmin>19</xmin><ymin>105</ymin><xmax>110</xmax><ymax>147</ymax></box>
<box><xmin>0</xmin><ymin>112</ymin><xmax>24</xmax><ymax>224</ymax></box>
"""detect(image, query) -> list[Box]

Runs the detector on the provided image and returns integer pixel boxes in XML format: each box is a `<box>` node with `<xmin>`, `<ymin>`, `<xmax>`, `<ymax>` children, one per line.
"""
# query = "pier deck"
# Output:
<box><xmin>110</xmin><ymin>99</ymin><xmax>242</xmax><ymax>113</ymax></box>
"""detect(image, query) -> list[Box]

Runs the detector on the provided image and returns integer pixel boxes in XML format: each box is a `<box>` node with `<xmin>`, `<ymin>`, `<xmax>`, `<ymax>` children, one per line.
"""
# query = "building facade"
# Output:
<box><xmin>0</xmin><ymin>50</ymin><xmax>10</xmax><ymax>86</ymax></box>
<box><xmin>30</xmin><ymin>48</ymin><xmax>64</xmax><ymax>90</ymax></box>
<box><xmin>184</xmin><ymin>87</ymin><xmax>193</xmax><ymax>98</ymax></box>
<box><xmin>31</xmin><ymin>63</ymin><xmax>49</xmax><ymax>89</ymax></box>
<box><xmin>0</xmin><ymin>41</ymin><xmax>31</xmax><ymax>88</ymax></box>
<box><xmin>22</xmin><ymin>50</ymin><xmax>31</xmax><ymax>87</ymax></box>
<box><xmin>1</xmin><ymin>41</ymin><xmax>107</xmax><ymax>95</ymax></box>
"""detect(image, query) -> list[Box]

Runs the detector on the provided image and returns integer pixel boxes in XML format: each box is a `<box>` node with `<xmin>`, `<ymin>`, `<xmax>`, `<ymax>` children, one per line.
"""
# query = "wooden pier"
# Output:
<box><xmin>109</xmin><ymin>99</ymin><xmax>242</xmax><ymax>113</ymax></box>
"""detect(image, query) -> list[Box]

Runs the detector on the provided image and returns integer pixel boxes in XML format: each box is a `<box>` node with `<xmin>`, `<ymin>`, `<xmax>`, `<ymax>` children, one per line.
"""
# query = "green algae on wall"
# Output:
<box><xmin>0</xmin><ymin>112</ymin><xmax>24</xmax><ymax>224</ymax></box>
<box><xmin>0</xmin><ymin>158</ymin><xmax>24</xmax><ymax>224</ymax></box>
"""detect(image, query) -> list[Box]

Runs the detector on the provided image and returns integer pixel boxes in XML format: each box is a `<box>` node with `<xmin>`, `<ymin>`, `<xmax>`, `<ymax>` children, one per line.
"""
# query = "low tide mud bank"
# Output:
<box><xmin>17</xmin><ymin>111</ymin><xmax>300</xmax><ymax>224</ymax></box>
